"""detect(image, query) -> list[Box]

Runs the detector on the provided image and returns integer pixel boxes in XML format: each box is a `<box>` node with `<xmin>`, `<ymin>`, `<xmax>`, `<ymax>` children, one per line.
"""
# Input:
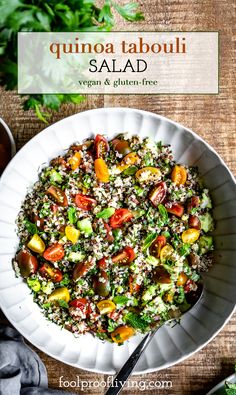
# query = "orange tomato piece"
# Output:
<box><xmin>171</xmin><ymin>165</ymin><xmax>187</xmax><ymax>186</ymax></box>
<box><xmin>94</xmin><ymin>158</ymin><xmax>109</xmax><ymax>183</ymax></box>
<box><xmin>111</xmin><ymin>326</ymin><xmax>135</xmax><ymax>343</ymax></box>
<box><xmin>177</xmin><ymin>272</ymin><xmax>188</xmax><ymax>286</ymax></box>
<box><xmin>68</xmin><ymin>152</ymin><xmax>81</xmax><ymax>170</ymax></box>
<box><xmin>116</xmin><ymin>152</ymin><xmax>139</xmax><ymax>173</ymax></box>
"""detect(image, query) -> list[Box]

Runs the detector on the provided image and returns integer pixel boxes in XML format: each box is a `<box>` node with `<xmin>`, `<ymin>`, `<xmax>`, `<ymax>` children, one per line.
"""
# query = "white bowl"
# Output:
<box><xmin>0</xmin><ymin>108</ymin><xmax>235</xmax><ymax>374</ymax></box>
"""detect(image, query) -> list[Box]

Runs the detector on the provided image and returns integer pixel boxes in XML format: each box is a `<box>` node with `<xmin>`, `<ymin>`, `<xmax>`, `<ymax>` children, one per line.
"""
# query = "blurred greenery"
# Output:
<box><xmin>0</xmin><ymin>0</ymin><xmax>144</xmax><ymax>122</ymax></box>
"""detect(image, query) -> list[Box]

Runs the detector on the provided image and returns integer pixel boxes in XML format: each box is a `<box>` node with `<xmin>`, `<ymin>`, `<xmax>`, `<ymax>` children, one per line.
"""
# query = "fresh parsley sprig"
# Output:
<box><xmin>0</xmin><ymin>0</ymin><xmax>144</xmax><ymax>122</ymax></box>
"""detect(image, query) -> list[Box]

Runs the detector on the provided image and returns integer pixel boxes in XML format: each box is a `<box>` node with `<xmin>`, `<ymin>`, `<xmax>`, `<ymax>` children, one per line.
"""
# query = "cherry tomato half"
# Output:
<box><xmin>97</xmin><ymin>300</ymin><xmax>116</xmax><ymax>314</ymax></box>
<box><xmin>149</xmin><ymin>235</ymin><xmax>167</xmax><ymax>258</ymax></box>
<box><xmin>94</xmin><ymin>134</ymin><xmax>109</xmax><ymax>159</ymax></box>
<box><xmin>111</xmin><ymin>326</ymin><xmax>135</xmax><ymax>343</ymax></box>
<box><xmin>75</xmin><ymin>193</ymin><xmax>97</xmax><ymax>211</ymax></box>
<box><xmin>166</xmin><ymin>202</ymin><xmax>184</xmax><ymax>217</ymax></box>
<box><xmin>116</xmin><ymin>152</ymin><xmax>139</xmax><ymax>173</ymax></box>
<box><xmin>112</xmin><ymin>246</ymin><xmax>136</xmax><ymax>265</ymax></box>
<box><xmin>109</xmin><ymin>208</ymin><xmax>133</xmax><ymax>229</ymax></box>
<box><xmin>73</xmin><ymin>261</ymin><xmax>94</xmax><ymax>280</ymax></box>
<box><xmin>94</xmin><ymin>158</ymin><xmax>110</xmax><ymax>183</ymax></box>
<box><xmin>46</xmin><ymin>186</ymin><xmax>68</xmax><ymax>207</ymax></box>
<box><xmin>177</xmin><ymin>272</ymin><xmax>188</xmax><ymax>286</ymax></box>
<box><xmin>188</xmin><ymin>214</ymin><xmax>201</xmax><ymax>230</ymax></box>
<box><xmin>182</xmin><ymin>228</ymin><xmax>200</xmax><ymax>244</ymax></box>
<box><xmin>43</xmin><ymin>243</ymin><xmax>65</xmax><ymax>262</ymax></box>
<box><xmin>149</xmin><ymin>182</ymin><xmax>167</xmax><ymax>207</ymax></box>
<box><xmin>153</xmin><ymin>266</ymin><xmax>171</xmax><ymax>284</ymax></box>
<box><xmin>112</xmin><ymin>139</ymin><xmax>131</xmax><ymax>156</ymax></box>
<box><xmin>97</xmin><ymin>257</ymin><xmax>108</xmax><ymax>270</ymax></box>
<box><xmin>39</xmin><ymin>262</ymin><xmax>63</xmax><ymax>282</ymax></box>
<box><xmin>69</xmin><ymin>298</ymin><xmax>91</xmax><ymax>315</ymax></box>
<box><xmin>68</xmin><ymin>152</ymin><xmax>81</xmax><ymax>170</ymax></box>
<box><xmin>93</xmin><ymin>270</ymin><xmax>110</xmax><ymax>296</ymax></box>
<box><xmin>171</xmin><ymin>165</ymin><xmax>187</xmax><ymax>186</ymax></box>
<box><xmin>16</xmin><ymin>249</ymin><xmax>38</xmax><ymax>278</ymax></box>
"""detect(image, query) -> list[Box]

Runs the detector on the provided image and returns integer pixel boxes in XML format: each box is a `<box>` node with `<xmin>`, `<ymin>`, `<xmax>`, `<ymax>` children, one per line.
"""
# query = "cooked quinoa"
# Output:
<box><xmin>13</xmin><ymin>134</ymin><xmax>214</xmax><ymax>344</ymax></box>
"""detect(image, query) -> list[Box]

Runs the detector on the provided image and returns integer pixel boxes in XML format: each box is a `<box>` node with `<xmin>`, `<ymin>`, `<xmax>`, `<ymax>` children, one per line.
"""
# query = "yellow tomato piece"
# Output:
<box><xmin>94</xmin><ymin>158</ymin><xmax>109</xmax><ymax>183</ymax></box>
<box><xmin>111</xmin><ymin>326</ymin><xmax>135</xmax><ymax>343</ymax></box>
<box><xmin>135</xmin><ymin>167</ymin><xmax>161</xmax><ymax>182</ymax></box>
<box><xmin>116</xmin><ymin>152</ymin><xmax>139</xmax><ymax>173</ymax></box>
<box><xmin>160</xmin><ymin>244</ymin><xmax>174</xmax><ymax>262</ymax></box>
<box><xmin>171</xmin><ymin>165</ymin><xmax>187</xmax><ymax>186</ymax></box>
<box><xmin>182</xmin><ymin>228</ymin><xmax>200</xmax><ymax>244</ymax></box>
<box><xmin>68</xmin><ymin>152</ymin><xmax>81</xmax><ymax>170</ymax></box>
<box><xmin>97</xmin><ymin>300</ymin><xmax>116</xmax><ymax>314</ymax></box>
<box><xmin>177</xmin><ymin>272</ymin><xmax>188</xmax><ymax>286</ymax></box>
<box><xmin>65</xmin><ymin>225</ymin><xmax>80</xmax><ymax>244</ymax></box>
<box><xmin>48</xmin><ymin>287</ymin><xmax>70</xmax><ymax>303</ymax></box>
<box><xmin>27</xmin><ymin>234</ymin><xmax>45</xmax><ymax>254</ymax></box>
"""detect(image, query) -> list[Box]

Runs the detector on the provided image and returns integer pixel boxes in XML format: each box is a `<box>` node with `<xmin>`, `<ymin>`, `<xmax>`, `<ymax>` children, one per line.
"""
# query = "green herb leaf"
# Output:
<box><xmin>68</xmin><ymin>207</ymin><xmax>77</xmax><ymax>224</ymax></box>
<box><xmin>23</xmin><ymin>219</ymin><xmax>38</xmax><ymax>235</ymax></box>
<box><xmin>123</xmin><ymin>166</ymin><xmax>138</xmax><ymax>176</ymax></box>
<box><xmin>142</xmin><ymin>232</ymin><xmax>157</xmax><ymax>251</ymax></box>
<box><xmin>96</xmin><ymin>207</ymin><xmax>115</xmax><ymax>219</ymax></box>
<box><xmin>113</xmin><ymin>295</ymin><xmax>129</xmax><ymax>306</ymax></box>
<box><xmin>58</xmin><ymin>300</ymin><xmax>69</xmax><ymax>309</ymax></box>
<box><xmin>112</xmin><ymin>2</ymin><xmax>144</xmax><ymax>22</ymax></box>
<box><xmin>125</xmin><ymin>312</ymin><xmax>149</xmax><ymax>331</ymax></box>
<box><xmin>158</xmin><ymin>204</ymin><xmax>168</xmax><ymax>224</ymax></box>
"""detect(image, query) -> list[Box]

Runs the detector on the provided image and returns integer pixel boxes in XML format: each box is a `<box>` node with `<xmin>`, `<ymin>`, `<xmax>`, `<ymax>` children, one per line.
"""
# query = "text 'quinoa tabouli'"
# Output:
<box><xmin>13</xmin><ymin>134</ymin><xmax>214</xmax><ymax>344</ymax></box>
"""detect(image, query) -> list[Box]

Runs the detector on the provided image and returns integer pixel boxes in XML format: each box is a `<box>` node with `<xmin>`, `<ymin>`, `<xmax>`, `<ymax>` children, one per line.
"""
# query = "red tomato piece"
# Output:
<box><xmin>149</xmin><ymin>182</ymin><xmax>167</xmax><ymax>207</ymax></box>
<box><xmin>73</xmin><ymin>261</ymin><xmax>94</xmax><ymax>280</ymax></box>
<box><xmin>97</xmin><ymin>257</ymin><xmax>108</xmax><ymax>270</ymax></box>
<box><xmin>75</xmin><ymin>194</ymin><xmax>97</xmax><ymax>211</ymax></box>
<box><xmin>112</xmin><ymin>246</ymin><xmax>136</xmax><ymax>265</ymax></box>
<box><xmin>46</xmin><ymin>186</ymin><xmax>68</xmax><ymax>207</ymax></box>
<box><xmin>94</xmin><ymin>134</ymin><xmax>109</xmax><ymax>159</ymax></box>
<box><xmin>43</xmin><ymin>243</ymin><xmax>65</xmax><ymax>262</ymax></box>
<box><xmin>109</xmin><ymin>208</ymin><xmax>133</xmax><ymax>229</ymax></box>
<box><xmin>39</xmin><ymin>263</ymin><xmax>63</xmax><ymax>282</ymax></box>
<box><xmin>69</xmin><ymin>298</ymin><xmax>91</xmax><ymax>315</ymax></box>
<box><xmin>166</xmin><ymin>202</ymin><xmax>184</xmax><ymax>217</ymax></box>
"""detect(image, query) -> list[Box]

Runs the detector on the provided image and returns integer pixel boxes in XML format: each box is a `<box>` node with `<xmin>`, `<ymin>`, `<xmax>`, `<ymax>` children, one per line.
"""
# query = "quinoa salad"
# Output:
<box><xmin>13</xmin><ymin>134</ymin><xmax>214</xmax><ymax>344</ymax></box>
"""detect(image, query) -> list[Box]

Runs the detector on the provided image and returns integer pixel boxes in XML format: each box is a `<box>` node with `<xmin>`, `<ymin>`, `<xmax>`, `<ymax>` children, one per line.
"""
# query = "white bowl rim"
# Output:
<box><xmin>0</xmin><ymin>117</ymin><xmax>16</xmax><ymax>158</ymax></box>
<box><xmin>0</xmin><ymin>107</ymin><xmax>235</xmax><ymax>374</ymax></box>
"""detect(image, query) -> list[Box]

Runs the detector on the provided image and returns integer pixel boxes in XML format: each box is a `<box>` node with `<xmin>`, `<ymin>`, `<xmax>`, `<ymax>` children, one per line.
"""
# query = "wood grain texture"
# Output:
<box><xmin>0</xmin><ymin>0</ymin><xmax>235</xmax><ymax>394</ymax></box>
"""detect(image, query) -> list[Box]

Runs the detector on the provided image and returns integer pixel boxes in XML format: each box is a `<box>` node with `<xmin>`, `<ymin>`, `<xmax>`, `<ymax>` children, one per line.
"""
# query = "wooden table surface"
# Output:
<box><xmin>0</xmin><ymin>0</ymin><xmax>235</xmax><ymax>394</ymax></box>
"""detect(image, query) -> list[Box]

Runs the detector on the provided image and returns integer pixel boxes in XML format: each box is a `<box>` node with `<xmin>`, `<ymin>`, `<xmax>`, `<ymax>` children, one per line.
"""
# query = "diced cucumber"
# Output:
<box><xmin>77</xmin><ymin>218</ymin><xmax>93</xmax><ymax>235</ymax></box>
